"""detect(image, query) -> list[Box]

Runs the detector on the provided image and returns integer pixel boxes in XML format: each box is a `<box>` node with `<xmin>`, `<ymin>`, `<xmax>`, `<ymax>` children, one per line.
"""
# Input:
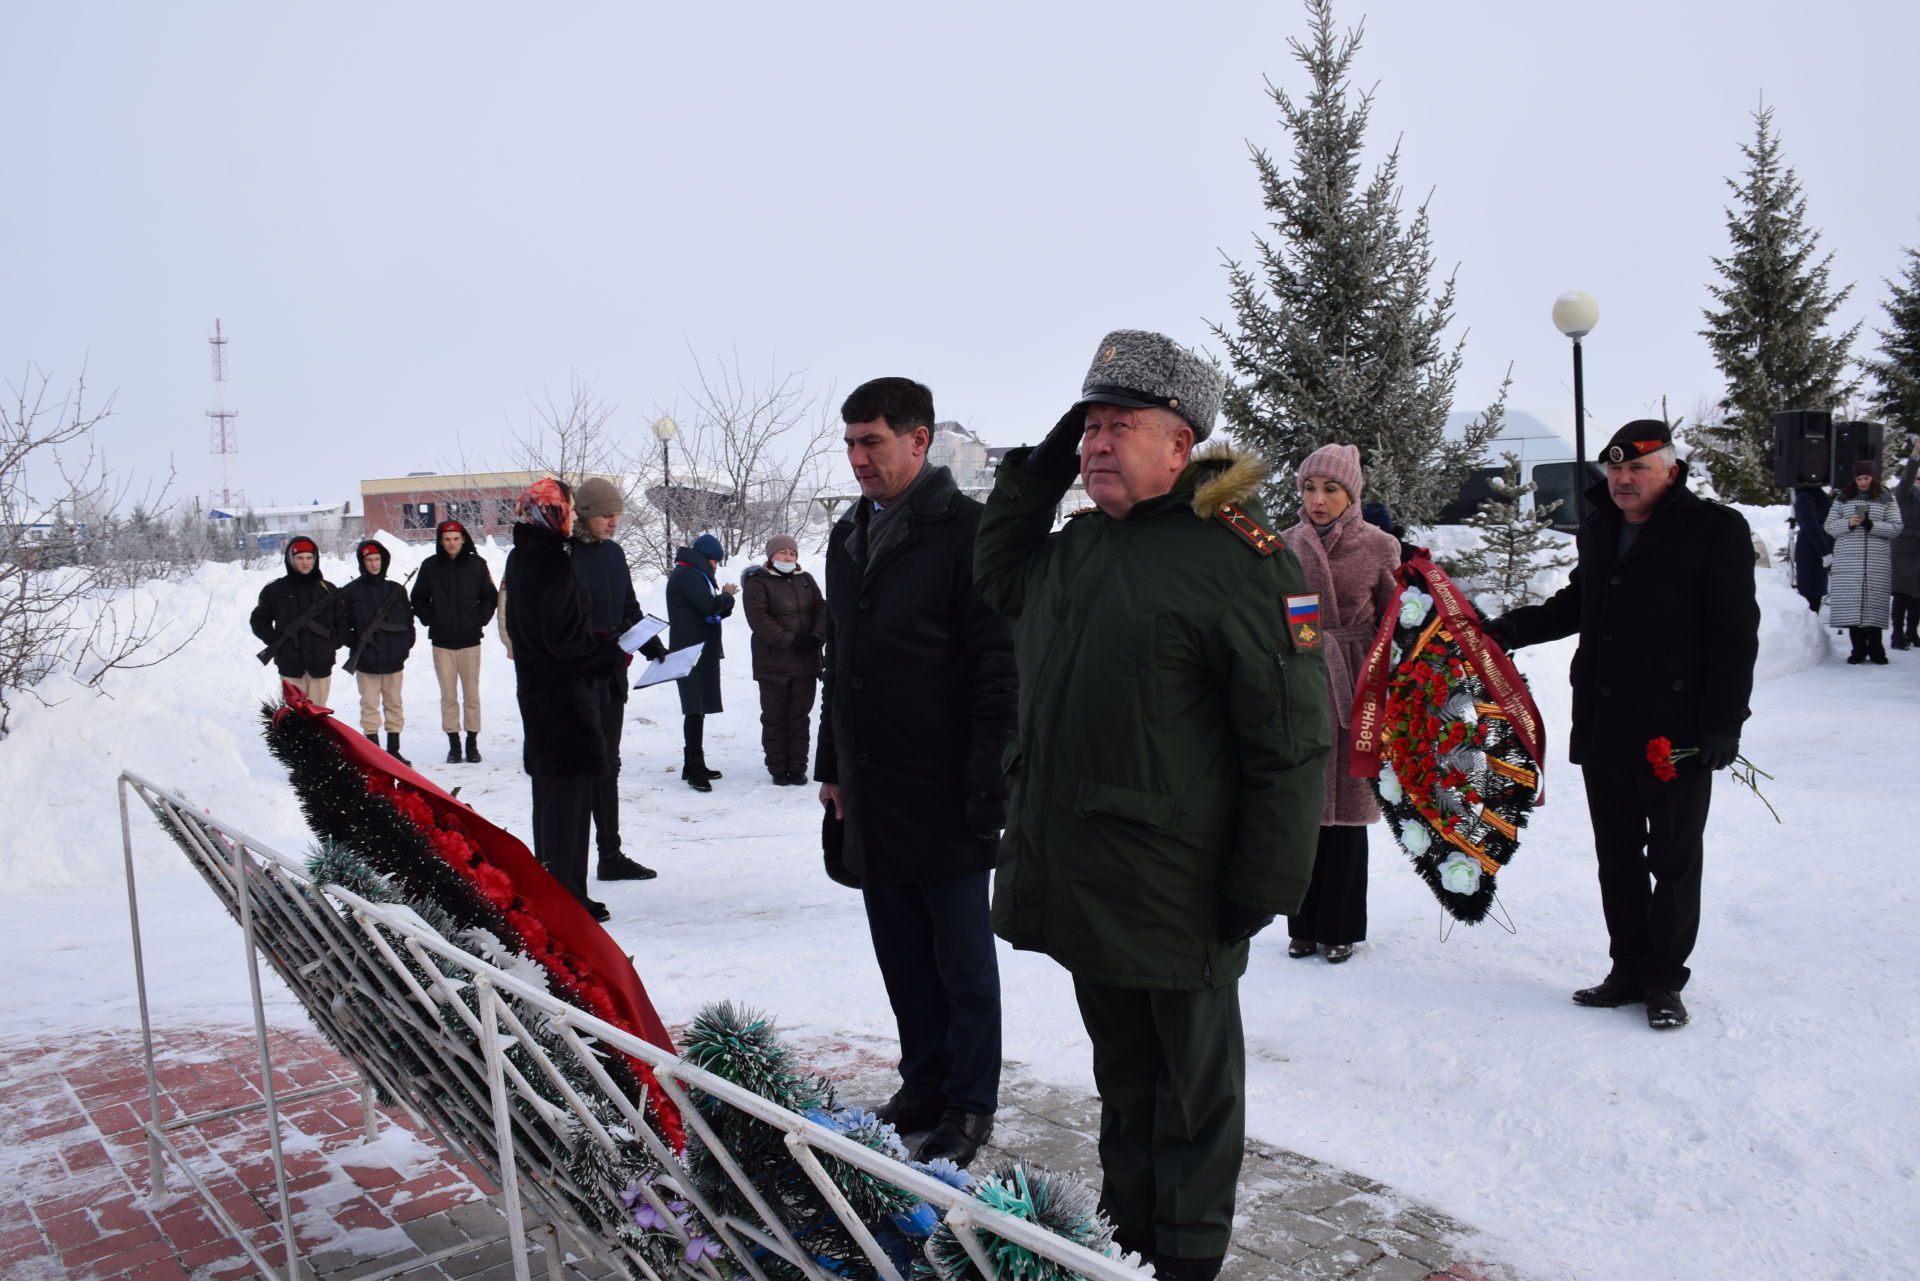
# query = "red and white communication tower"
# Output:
<box><xmin>207</xmin><ymin>318</ymin><xmax>244</xmax><ymax>510</ymax></box>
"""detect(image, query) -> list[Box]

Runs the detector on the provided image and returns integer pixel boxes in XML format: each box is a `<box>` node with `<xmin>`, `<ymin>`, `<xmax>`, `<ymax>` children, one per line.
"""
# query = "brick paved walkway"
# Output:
<box><xmin>0</xmin><ymin>1026</ymin><xmax>1515</xmax><ymax>1281</ymax></box>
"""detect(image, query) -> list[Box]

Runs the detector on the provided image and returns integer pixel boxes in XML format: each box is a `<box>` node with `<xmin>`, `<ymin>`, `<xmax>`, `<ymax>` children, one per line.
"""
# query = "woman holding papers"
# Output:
<box><xmin>741</xmin><ymin>533</ymin><xmax>825</xmax><ymax>785</ymax></box>
<box><xmin>666</xmin><ymin>533</ymin><xmax>738</xmax><ymax>792</ymax></box>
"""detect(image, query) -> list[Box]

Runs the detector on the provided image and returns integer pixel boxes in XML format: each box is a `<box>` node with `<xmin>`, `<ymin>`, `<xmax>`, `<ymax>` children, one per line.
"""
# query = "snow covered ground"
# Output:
<box><xmin>2</xmin><ymin>515</ymin><xmax>1916</xmax><ymax>1281</ymax></box>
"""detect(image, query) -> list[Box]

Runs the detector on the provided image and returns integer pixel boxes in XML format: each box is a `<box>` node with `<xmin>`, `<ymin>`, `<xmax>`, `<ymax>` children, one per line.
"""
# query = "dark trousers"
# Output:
<box><xmin>756</xmin><ymin>676</ymin><xmax>816</xmax><ymax>775</ymax></box>
<box><xmin>1892</xmin><ymin>593</ymin><xmax>1919</xmax><ymax>640</ymax></box>
<box><xmin>861</xmin><ymin>872</ymin><xmax>1001</xmax><ymax>1116</ymax></box>
<box><xmin>1286</xmin><ymin>824</ymin><xmax>1368</xmax><ymax>944</ymax></box>
<box><xmin>589</xmin><ymin>679</ymin><xmax>625</xmax><ymax>860</ymax></box>
<box><xmin>1582</xmin><ymin>763</ymin><xmax>1713</xmax><ymax>992</ymax></box>
<box><xmin>1072</xmin><ymin>978</ymin><xmax>1244</xmax><ymax>1260</ymax></box>
<box><xmin>530</xmin><ymin>774</ymin><xmax>594</xmax><ymax>907</ymax></box>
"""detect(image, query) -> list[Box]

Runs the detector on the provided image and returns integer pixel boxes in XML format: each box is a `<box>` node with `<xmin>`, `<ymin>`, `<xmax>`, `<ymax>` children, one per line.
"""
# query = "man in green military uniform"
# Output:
<box><xmin>974</xmin><ymin>329</ymin><xmax>1330</xmax><ymax>1280</ymax></box>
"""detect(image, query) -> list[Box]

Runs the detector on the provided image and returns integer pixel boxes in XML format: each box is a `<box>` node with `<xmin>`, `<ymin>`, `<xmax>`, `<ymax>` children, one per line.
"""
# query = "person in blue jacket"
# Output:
<box><xmin>666</xmin><ymin>532</ymin><xmax>736</xmax><ymax>791</ymax></box>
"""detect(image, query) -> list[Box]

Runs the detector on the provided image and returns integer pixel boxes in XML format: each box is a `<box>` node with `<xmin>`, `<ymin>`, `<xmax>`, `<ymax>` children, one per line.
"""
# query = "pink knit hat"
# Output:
<box><xmin>1298</xmin><ymin>443</ymin><xmax>1363</xmax><ymax>499</ymax></box>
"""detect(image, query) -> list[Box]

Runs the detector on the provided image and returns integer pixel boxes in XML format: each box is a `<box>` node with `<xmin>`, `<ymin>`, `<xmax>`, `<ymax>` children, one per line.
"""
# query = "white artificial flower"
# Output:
<box><xmin>1377</xmin><ymin>764</ymin><xmax>1403</xmax><ymax>805</ymax></box>
<box><xmin>1400</xmin><ymin>822</ymin><xmax>1431</xmax><ymax>857</ymax></box>
<box><xmin>1398</xmin><ymin>589</ymin><xmax>1433</xmax><ymax>628</ymax></box>
<box><xmin>1438</xmin><ymin>853</ymin><xmax>1482</xmax><ymax>895</ymax></box>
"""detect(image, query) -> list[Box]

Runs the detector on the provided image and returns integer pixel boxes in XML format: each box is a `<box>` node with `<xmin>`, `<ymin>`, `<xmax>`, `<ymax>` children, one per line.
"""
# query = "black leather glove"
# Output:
<box><xmin>1697</xmin><ymin>733</ymin><xmax>1740</xmax><ymax>771</ymax></box>
<box><xmin>1021</xmin><ymin>406</ymin><xmax>1085</xmax><ymax>485</ymax></box>
<box><xmin>821</xmin><ymin>800</ymin><xmax>860</xmax><ymax>889</ymax></box>
<box><xmin>963</xmin><ymin>790</ymin><xmax>1008</xmax><ymax>840</ymax></box>
<box><xmin>1217</xmin><ymin>896</ymin><xmax>1275</xmax><ymax>946</ymax></box>
<box><xmin>1481</xmin><ymin>616</ymin><xmax>1519</xmax><ymax>650</ymax></box>
<box><xmin>639</xmin><ymin>636</ymin><xmax>668</xmax><ymax>662</ymax></box>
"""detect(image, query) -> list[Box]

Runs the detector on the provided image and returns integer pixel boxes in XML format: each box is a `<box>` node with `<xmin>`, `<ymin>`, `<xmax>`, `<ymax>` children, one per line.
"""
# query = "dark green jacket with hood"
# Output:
<box><xmin>974</xmin><ymin>444</ymin><xmax>1330</xmax><ymax>991</ymax></box>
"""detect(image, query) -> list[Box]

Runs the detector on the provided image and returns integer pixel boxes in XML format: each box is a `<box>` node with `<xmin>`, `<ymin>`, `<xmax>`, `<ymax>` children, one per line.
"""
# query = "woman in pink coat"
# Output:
<box><xmin>1277</xmin><ymin>444</ymin><xmax>1402</xmax><ymax>963</ymax></box>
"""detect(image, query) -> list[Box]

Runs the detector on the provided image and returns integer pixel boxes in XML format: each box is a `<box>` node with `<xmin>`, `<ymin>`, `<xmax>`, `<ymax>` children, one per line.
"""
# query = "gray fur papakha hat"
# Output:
<box><xmin>1077</xmin><ymin>329</ymin><xmax>1225</xmax><ymax>440</ymax></box>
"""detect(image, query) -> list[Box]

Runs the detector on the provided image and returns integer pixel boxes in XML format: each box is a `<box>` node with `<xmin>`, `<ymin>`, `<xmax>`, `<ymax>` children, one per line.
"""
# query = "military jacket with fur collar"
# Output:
<box><xmin>974</xmin><ymin>445</ymin><xmax>1331</xmax><ymax>990</ymax></box>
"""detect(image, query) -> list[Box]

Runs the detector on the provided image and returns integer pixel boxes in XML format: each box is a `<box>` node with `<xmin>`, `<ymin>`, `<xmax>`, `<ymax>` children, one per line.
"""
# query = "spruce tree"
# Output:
<box><xmin>1697</xmin><ymin>106</ymin><xmax>1860</xmax><ymax>503</ymax></box>
<box><xmin>1447</xmin><ymin>452</ymin><xmax>1576</xmax><ymax>612</ymax></box>
<box><xmin>1863</xmin><ymin>241</ymin><xmax>1920</xmax><ymax>459</ymax></box>
<box><xmin>1210</xmin><ymin>0</ymin><xmax>1498</xmax><ymax>527</ymax></box>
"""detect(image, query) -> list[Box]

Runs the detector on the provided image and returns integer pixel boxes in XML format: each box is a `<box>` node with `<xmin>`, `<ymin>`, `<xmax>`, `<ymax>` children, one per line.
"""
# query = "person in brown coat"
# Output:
<box><xmin>740</xmin><ymin>533</ymin><xmax>824</xmax><ymax>784</ymax></box>
<box><xmin>1276</xmin><ymin>443</ymin><xmax>1401</xmax><ymax>963</ymax></box>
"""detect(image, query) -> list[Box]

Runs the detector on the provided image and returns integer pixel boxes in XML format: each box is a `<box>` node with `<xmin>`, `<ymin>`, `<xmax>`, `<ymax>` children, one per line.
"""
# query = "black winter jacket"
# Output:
<box><xmin>815</xmin><ymin>465</ymin><xmax>1017</xmax><ymax>883</ymax></box>
<box><xmin>250</xmin><ymin>547</ymin><xmax>337</xmax><ymax>678</ymax></box>
<box><xmin>502</xmin><ymin>523</ymin><xmax>626</xmax><ymax>778</ymax></box>
<box><xmin>666</xmin><ymin>548</ymin><xmax>734</xmax><ymax>716</ymax></box>
<box><xmin>410</xmin><ymin>540</ymin><xmax>499</xmax><ymax>649</ymax></box>
<box><xmin>570</xmin><ymin>535</ymin><xmax>644</xmax><ymax>702</ymax></box>
<box><xmin>337</xmin><ymin>542</ymin><xmax>416</xmax><ymax>676</ymax></box>
<box><xmin>1501</xmin><ymin>472</ymin><xmax>1759</xmax><ymax>770</ymax></box>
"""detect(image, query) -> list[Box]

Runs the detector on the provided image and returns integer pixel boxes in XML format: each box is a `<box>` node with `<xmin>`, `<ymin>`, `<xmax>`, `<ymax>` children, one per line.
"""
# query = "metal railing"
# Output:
<box><xmin>118</xmin><ymin>770</ymin><xmax>1142</xmax><ymax>1281</ymax></box>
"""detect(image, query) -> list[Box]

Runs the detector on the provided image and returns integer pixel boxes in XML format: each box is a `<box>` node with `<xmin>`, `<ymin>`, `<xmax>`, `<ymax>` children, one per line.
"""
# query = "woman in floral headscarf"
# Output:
<box><xmin>501</xmin><ymin>477</ymin><xmax>627</xmax><ymax>923</ymax></box>
<box><xmin>1276</xmin><ymin>444</ymin><xmax>1402</xmax><ymax>963</ymax></box>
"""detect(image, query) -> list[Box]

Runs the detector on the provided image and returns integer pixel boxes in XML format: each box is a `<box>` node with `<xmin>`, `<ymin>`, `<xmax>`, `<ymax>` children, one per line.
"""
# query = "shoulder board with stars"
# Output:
<box><xmin>1065</xmin><ymin>505</ymin><xmax>1101</xmax><ymax>520</ymax></box>
<box><xmin>1214</xmin><ymin>503</ymin><xmax>1280</xmax><ymax>555</ymax></box>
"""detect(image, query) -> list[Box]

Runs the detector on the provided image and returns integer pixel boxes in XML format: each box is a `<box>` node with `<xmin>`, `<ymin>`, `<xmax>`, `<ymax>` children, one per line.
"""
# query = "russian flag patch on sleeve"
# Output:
<box><xmin>1286</xmin><ymin>594</ymin><xmax>1321</xmax><ymax>649</ymax></box>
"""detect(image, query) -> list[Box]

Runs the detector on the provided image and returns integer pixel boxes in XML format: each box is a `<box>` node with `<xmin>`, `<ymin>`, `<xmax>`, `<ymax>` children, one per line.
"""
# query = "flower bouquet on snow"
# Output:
<box><xmin>1351</xmin><ymin>555</ymin><xmax>1549</xmax><ymax>924</ymax></box>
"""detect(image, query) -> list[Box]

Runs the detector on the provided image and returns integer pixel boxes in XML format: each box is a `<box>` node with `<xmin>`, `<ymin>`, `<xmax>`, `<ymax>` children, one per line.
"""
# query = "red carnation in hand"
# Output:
<box><xmin>1645</xmin><ymin>737</ymin><xmax>1678</xmax><ymax>783</ymax></box>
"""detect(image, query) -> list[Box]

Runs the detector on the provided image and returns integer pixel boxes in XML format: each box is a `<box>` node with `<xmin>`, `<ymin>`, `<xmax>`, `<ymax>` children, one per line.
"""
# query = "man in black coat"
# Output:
<box><xmin>251</xmin><ymin>536</ymin><xmax>338</xmax><ymax>704</ymax></box>
<box><xmin>816</xmin><ymin>377</ymin><xmax>1017</xmax><ymax>1167</ymax></box>
<box><xmin>337</xmin><ymin>538</ymin><xmax>417</xmax><ymax>764</ymax></box>
<box><xmin>410</xmin><ymin>519</ymin><xmax>499</xmax><ymax>764</ymax></box>
<box><xmin>570</xmin><ymin>477</ymin><xmax>662</xmax><ymax>881</ymax></box>
<box><xmin>1489</xmin><ymin>420</ymin><xmax>1760</xmax><ymax>1031</ymax></box>
<box><xmin>665</xmin><ymin>532</ymin><xmax>737</xmax><ymax>791</ymax></box>
<box><xmin>503</xmin><ymin>480</ymin><xmax>627</xmax><ymax>923</ymax></box>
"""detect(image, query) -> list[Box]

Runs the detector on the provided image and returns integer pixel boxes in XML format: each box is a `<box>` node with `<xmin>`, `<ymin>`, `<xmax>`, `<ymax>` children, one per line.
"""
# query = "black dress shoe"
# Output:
<box><xmin>913</xmin><ymin>1108</ymin><xmax>993</xmax><ymax>1168</ymax></box>
<box><xmin>586</xmin><ymin>899</ymin><xmax>611</xmax><ymax>923</ymax></box>
<box><xmin>1646</xmin><ymin>990</ymin><xmax>1690</xmax><ymax>1029</ymax></box>
<box><xmin>1572</xmin><ymin>975</ymin><xmax>1645</xmax><ymax>1007</ymax></box>
<box><xmin>1287</xmin><ymin>938</ymin><xmax>1317</xmax><ymax>959</ymax></box>
<box><xmin>1323</xmin><ymin>943</ymin><xmax>1354</xmax><ymax>963</ymax></box>
<box><xmin>874</xmin><ymin>1090</ymin><xmax>946</xmax><ymax>1135</ymax></box>
<box><xmin>597</xmin><ymin>856</ymin><xmax>658</xmax><ymax>881</ymax></box>
<box><xmin>1152</xmin><ymin>1256</ymin><xmax>1225</xmax><ymax>1281</ymax></box>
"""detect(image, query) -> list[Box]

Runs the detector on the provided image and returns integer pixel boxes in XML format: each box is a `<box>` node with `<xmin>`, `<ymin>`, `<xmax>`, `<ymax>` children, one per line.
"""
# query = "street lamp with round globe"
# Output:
<box><xmin>1552</xmin><ymin>291</ymin><xmax>1600</xmax><ymax>519</ymax></box>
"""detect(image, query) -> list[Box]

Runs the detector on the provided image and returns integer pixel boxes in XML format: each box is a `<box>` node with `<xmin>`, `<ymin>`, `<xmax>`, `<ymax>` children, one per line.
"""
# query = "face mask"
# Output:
<box><xmin>772</xmin><ymin>560</ymin><xmax>799</xmax><ymax>574</ymax></box>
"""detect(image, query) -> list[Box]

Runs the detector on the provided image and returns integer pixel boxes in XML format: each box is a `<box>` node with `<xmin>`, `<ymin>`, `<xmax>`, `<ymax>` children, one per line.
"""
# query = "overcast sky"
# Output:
<box><xmin>5</xmin><ymin>0</ymin><xmax>1916</xmax><ymax>510</ymax></box>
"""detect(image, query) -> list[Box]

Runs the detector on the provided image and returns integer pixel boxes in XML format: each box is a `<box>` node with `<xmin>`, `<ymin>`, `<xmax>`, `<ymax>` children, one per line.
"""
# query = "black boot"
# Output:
<box><xmin>365</xmin><ymin>730</ymin><xmax>379</xmax><ymax>743</ymax></box>
<box><xmin>385</xmin><ymin>732</ymin><xmax>411</xmax><ymax>767</ymax></box>
<box><xmin>465</xmin><ymin>731</ymin><xmax>482</xmax><ymax>762</ymax></box>
<box><xmin>683</xmin><ymin>752</ymin><xmax>714</xmax><ymax>792</ymax></box>
<box><xmin>913</xmin><ymin>1108</ymin><xmax>993</xmax><ymax>1168</ymax></box>
<box><xmin>598</xmin><ymin>854</ymin><xmax>658</xmax><ymax>881</ymax></box>
<box><xmin>1573</xmin><ymin>973</ymin><xmax>1645</xmax><ymax>1007</ymax></box>
<box><xmin>446</xmin><ymin>732</ymin><xmax>463</xmax><ymax>763</ymax></box>
<box><xmin>1846</xmin><ymin>628</ymin><xmax>1867</xmax><ymax>664</ymax></box>
<box><xmin>1152</xmin><ymin>1256</ymin><xmax>1226</xmax><ymax>1281</ymax></box>
<box><xmin>1866</xmin><ymin>628</ymin><xmax>1889</xmax><ymax>665</ymax></box>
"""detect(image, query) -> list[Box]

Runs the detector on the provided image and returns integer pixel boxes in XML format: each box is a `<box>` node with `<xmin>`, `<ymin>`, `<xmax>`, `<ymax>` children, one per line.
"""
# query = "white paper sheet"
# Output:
<box><xmin>616</xmin><ymin>615</ymin><xmax>669</xmax><ymax>653</ymax></box>
<box><xmin>633</xmin><ymin>642</ymin><xmax>704</xmax><ymax>689</ymax></box>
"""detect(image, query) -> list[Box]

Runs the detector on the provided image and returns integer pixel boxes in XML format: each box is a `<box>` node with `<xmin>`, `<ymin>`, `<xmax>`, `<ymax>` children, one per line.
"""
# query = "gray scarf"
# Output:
<box><xmin>845</xmin><ymin>461</ymin><xmax>935</xmax><ymax>576</ymax></box>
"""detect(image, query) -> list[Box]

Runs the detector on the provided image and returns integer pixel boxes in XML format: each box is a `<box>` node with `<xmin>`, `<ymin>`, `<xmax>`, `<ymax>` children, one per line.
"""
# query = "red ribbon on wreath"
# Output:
<box><xmin>1350</xmin><ymin>554</ymin><xmax>1547</xmax><ymax>781</ymax></box>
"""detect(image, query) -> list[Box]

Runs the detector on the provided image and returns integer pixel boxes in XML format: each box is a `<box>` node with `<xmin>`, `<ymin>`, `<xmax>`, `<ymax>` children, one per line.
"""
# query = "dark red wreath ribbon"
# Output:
<box><xmin>275</xmin><ymin>682</ymin><xmax>685</xmax><ymax>1149</ymax></box>
<box><xmin>1350</xmin><ymin>555</ymin><xmax>1547</xmax><ymax>781</ymax></box>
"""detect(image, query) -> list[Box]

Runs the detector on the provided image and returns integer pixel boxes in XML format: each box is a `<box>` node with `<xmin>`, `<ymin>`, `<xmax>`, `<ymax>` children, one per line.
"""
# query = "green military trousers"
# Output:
<box><xmin>1071</xmin><ymin>976</ymin><xmax>1245</xmax><ymax>1259</ymax></box>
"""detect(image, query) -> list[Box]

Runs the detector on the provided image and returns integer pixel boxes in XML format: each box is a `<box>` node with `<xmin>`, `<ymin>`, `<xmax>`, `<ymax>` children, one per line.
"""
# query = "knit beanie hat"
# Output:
<box><xmin>1850</xmin><ymin>458</ymin><xmax>1880</xmax><ymax>479</ymax></box>
<box><xmin>514</xmin><ymin>477</ymin><xmax>572</xmax><ymax>532</ymax></box>
<box><xmin>692</xmin><ymin>533</ymin><xmax>726</xmax><ymax>564</ymax></box>
<box><xmin>574</xmin><ymin>476</ymin><xmax>622</xmax><ymax>520</ymax></box>
<box><xmin>1298</xmin><ymin>443</ymin><xmax>1363</xmax><ymax>499</ymax></box>
<box><xmin>765</xmin><ymin>534</ymin><xmax>799</xmax><ymax>558</ymax></box>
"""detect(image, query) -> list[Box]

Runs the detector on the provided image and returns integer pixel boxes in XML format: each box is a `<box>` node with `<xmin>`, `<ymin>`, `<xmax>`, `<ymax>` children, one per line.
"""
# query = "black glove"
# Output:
<box><xmin>639</xmin><ymin>636</ymin><xmax>668</xmax><ymax>662</ymax></box>
<box><xmin>1217</xmin><ymin>896</ymin><xmax>1275</xmax><ymax>946</ymax></box>
<box><xmin>821</xmin><ymin>800</ymin><xmax>860</xmax><ymax>889</ymax></box>
<box><xmin>1021</xmin><ymin>406</ymin><xmax>1085</xmax><ymax>485</ymax></box>
<box><xmin>1481</xmin><ymin>616</ymin><xmax>1519</xmax><ymax>650</ymax></box>
<box><xmin>1860</xmin><ymin>516</ymin><xmax>1873</xmax><ymax>532</ymax></box>
<box><xmin>963</xmin><ymin>790</ymin><xmax>1008</xmax><ymax>840</ymax></box>
<box><xmin>1697</xmin><ymin>733</ymin><xmax>1740</xmax><ymax>771</ymax></box>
